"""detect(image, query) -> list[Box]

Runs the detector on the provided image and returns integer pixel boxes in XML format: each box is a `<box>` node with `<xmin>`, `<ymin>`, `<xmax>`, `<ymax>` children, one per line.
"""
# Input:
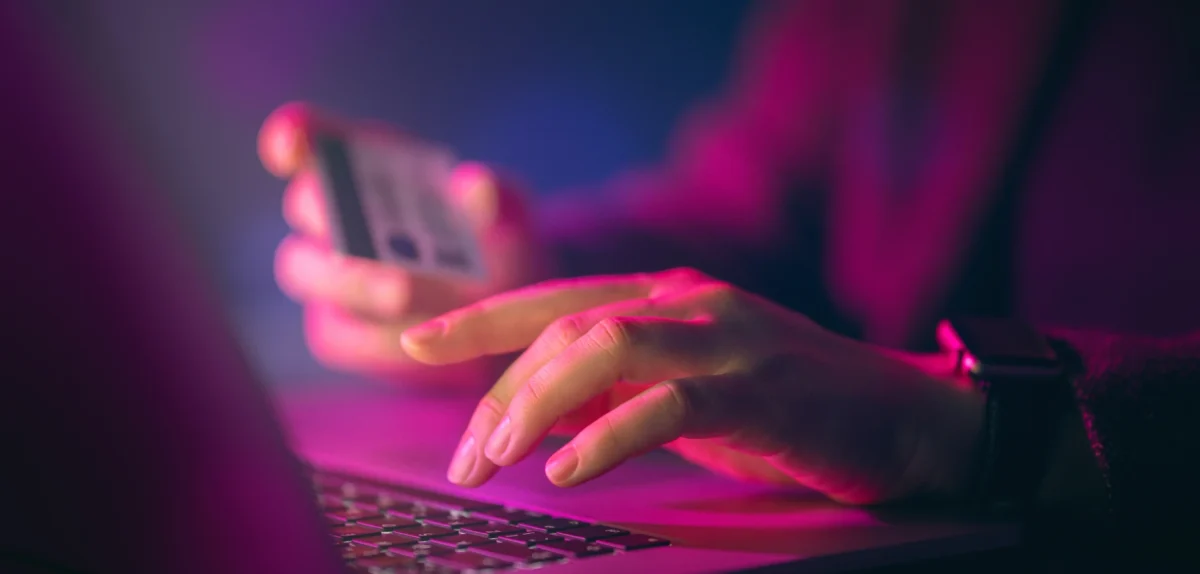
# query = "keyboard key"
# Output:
<box><xmin>353</xmin><ymin>531</ymin><xmax>421</xmax><ymax>548</ymax></box>
<box><xmin>536</xmin><ymin>538</ymin><xmax>614</xmax><ymax>558</ymax></box>
<box><xmin>469</xmin><ymin>542</ymin><xmax>562</xmax><ymax>564</ymax></box>
<box><xmin>499</xmin><ymin>531</ymin><xmax>562</xmax><ymax>546</ymax></box>
<box><xmin>331</xmin><ymin>524</ymin><xmax>381</xmax><ymax>542</ymax></box>
<box><xmin>597</xmin><ymin>533</ymin><xmax>670</xmax><ymax>551</ymax></box>
<box><xmin>340</xmin><ymin>493</ymin><xmax>387</xmax><ymax>508</ymax></box>
<box><xmin>327</xmin><ymin>508</ymin><xmax>384</xmax><ymax>524</ymax></box>
<box><xmin>425</xmin><ymin>550</ymin><xmax>513</xmax><ymax>571</ymax></box>
<box><xmin>382</xmin><ymin>486</ymin><xmax>503</xmax><ymax>512</ymax></box>
<box><xmin>518</xmin><ymin>518</ymin><xmax>588</xmax><ymax>533</ymax></box>
<box><xmin>429</xmin><ymin>533</ymin><xmax>493</xmax><ymax>549</ymax></box>
<box><xmin>557</xmin><ymin>525</ymin><xmax>629</xmax><ymax>541</ymax></box>
<box><xmin>385</xmin><ymin>502</ymin><xmax>453</xmax><ymax>521</ymax></box>
<box><xmin>421</xmin><ymin>512</ymin><xmax>488</xmax><ymax>529</ymax></box>
<box><xmin>319</xmin><ymin>483</ymin><xmax>375</xmax><ymax>503</ymax></box>
<box><xmin>459</xmin><ymin>522</ymin><xmax>526</xmax><ymax>538</ymax></box>
<box><xmin>356</xmin><ymin>515</ymin><xmax>420</xmax><ymax>530</ymax></box>
<box><xmin>404</xmin><ymin>524</ymin><xmax>457</xmax><ymax>540</ymax></box>
<box><xmin>387</xmin><ymin>541</ymin><xmax>453</xmax><ymax>558</ymax></box>
<box><xmin>371</xmin><ymin>493</ymin><xmax>415</xmax><ymax>509</ymax></box>
<box><xmin>341</xmin><ymin>544</ymin><xmax>380</xmax><ymax>560</ymax></box>
<box><xmin>347</xmin><ymin>554</ymin><xmax>421</xmax><ymax>573</ymax></box>
<box><xmin>470</xmin><ymin>508</ymin><xmax>550</xmax><ymax>524</ymax></box>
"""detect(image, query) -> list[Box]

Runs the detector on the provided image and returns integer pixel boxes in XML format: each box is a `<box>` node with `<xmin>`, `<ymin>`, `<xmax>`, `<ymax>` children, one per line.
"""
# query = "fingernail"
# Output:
<box><xmin>545</xmin><ymin>446</ymin><xmax>579</xmax><ymax>484</ymax></box>
<box><xmin>404</xmin><ymin>320</ymin><xmax>446</xmax><ymax>345</ymax></box>
<box><xmin>447</xmin><ymin>433</ymin><xmax>477</xmax><ymax>485</ymax></box>
<box><xmin>484</xmin><ymin>416</ymin><xmax>513</xmax><ymax>463</ymax></box>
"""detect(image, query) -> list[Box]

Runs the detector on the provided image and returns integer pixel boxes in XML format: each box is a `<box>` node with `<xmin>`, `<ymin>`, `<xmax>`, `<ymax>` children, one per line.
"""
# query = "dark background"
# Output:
<box><xmin>39</xmin><ymin>0</ymin><xmax>756</xmax><ymax>382</ymax></box>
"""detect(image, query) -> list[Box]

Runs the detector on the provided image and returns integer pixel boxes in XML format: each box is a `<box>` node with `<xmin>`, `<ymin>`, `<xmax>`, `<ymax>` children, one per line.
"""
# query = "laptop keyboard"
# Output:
<box><xmin>312</xmin><ymin>471</ymin><xmax>671</xmax><ymax>573</ymax></box>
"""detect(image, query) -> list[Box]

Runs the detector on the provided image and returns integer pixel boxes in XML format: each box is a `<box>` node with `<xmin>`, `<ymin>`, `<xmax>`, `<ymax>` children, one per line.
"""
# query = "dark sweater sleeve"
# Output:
<box><xmin>1050</xmin><ymin>329</ymin><xmax>1200</xmax><ymax>560</ymax></box>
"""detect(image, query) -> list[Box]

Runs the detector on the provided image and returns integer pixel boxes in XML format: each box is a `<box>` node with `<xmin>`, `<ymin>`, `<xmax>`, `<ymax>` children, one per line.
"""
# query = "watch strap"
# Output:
<box><xmin>972</xmin><ymin>370</ymin><xmax>1074</xmax><ymax>512</ymax></box>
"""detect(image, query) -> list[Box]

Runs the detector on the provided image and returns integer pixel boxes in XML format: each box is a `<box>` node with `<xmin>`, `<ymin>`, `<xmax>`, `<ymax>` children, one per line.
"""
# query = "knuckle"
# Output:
<box><xmin>594</xmin><ymin>415</ymin><xmax>627</xmax><ymax>455</ymax></box>
<box><xmin>521</xmin><ymin>367</ymin><xmax>553</xmax><ymax>405</ymax></box>
<box><xmin>659</xmin><ymin>379</ymin><xmax>694</xmax><ymax>424</ymax></box>
<box><xmin>693</xmin><ymin>282</ymin><xmax>742</xmax><ymax>312</ymax></box>
<box><xmin>548</xmin><ymin>315</ymin><xmax>592</xmax><ymax>348</ymax></box>
<box><xmin>660</xmin><ymin>267</ymin><xmax>708</xmax><ymax>283</ymax></box>
<box><xmin>588</xmin><ymin>317</ymin><xmax>632</xmax><ymax>356</ymax></box>
<box><xmin>474</xmin><ymin>393</ymin><xmax>508</xmax><ymax>425</ymax></box>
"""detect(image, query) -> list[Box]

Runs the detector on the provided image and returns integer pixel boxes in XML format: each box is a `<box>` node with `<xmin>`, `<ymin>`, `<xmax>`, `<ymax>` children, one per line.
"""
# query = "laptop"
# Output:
<box><xmin>0</xmin><ymin>6</ymin><xmax>1018</xmax><ymax>572</ymax></box>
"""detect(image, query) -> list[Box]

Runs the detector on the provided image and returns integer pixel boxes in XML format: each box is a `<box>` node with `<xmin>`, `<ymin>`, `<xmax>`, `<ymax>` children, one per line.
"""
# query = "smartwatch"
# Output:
<box><xmin>937</xmin><ymin>317</ymin><xmax>1075</xmax><ymax>513</ymax></box>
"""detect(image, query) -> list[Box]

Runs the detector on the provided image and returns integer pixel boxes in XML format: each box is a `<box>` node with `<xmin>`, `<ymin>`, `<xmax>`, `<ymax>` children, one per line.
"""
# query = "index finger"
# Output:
<box><xmin>258</xmin><ymin>102</ymin><xmax>332</xmax><ymax>178</ymax></box>
<box><xmin>547</xmin><ymin>375</ymin><xmax>743</xmax><ymax>487</ymax></box>
<box><xmin>258</xmin><ymin>103</ymin><xmax>416</xmax><ymax>179</ymax></box>
<box><xmin>400</xmin><ymin>273</ymin><xmax>659</xmax><ymax>364</ymax></box>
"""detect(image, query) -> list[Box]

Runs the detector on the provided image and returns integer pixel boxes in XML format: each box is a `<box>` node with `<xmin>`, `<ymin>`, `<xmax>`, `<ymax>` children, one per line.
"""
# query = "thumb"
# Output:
<box><xmin>258</xmin><ymin>102</ymin><xmax>344</xmax><ymax>178</ymax></box>
<box><xmin>259</xmin><ymin>102</ymin><xmax>411</xmax><ymax>179</ymax></box>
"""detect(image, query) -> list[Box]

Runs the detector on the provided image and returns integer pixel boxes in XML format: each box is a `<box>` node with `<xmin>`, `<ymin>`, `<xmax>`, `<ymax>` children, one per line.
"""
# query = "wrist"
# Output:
<box><xmin>914</xmin><ymin>367</ymin><xmax>987</xmax><ymax>501</ymax></box>
<box><xmin>888</xmin><ymin>349</ymin><xmax>986</xmax><ymax>502</ymax></box>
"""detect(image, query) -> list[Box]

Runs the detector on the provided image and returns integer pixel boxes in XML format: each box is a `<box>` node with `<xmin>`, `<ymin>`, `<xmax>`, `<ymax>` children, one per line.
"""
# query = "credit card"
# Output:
<box><xmin>309</xmin><ymin>130</ymin><xmax>487</xmax><ymax>282</ymax></box>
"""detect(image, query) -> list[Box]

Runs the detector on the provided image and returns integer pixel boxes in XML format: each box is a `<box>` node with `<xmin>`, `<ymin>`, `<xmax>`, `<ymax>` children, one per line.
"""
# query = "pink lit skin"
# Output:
<box><xmin>397</xmin><ymin>268</ymin><xmax>984</xmax><ymax>506</ymax></box>
<box><xmin>259</xmin><ymin>103</ymin><xmax>982</xmax><ymax>504</ymax></box>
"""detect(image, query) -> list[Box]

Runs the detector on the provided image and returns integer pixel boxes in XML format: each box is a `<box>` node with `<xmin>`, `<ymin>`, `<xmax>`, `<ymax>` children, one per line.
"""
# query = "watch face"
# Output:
<box><xmin>941</xmin><ymin>318</ymin><xmax>1061</xmax><ymax>378</ymax></box>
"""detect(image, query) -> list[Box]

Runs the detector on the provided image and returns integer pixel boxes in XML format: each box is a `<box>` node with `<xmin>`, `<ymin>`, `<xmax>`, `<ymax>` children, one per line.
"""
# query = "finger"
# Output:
<box><xmin>278</xmin><ymin>235</ymin><xmax>474</xmax><ymax>321</ymax></box>
<box><xmin>444</xmin><ymin>285</ymin><xmax>738</xmax><ymax>486</ymax></box>
<box><xmin>402</xmin><ymin>268</ymin><xmax>714</xmax><ymax>364</ymax></box>
<box><xmin>276</xmin><ymin>235</ymin><xmax>413</xmax><ymax>319</ymax></box>
<box><xmin>258</xmin><ymin>102</ymin><xmax>341</xmax><ymax>178</ymax></box>
<box><xmin>485</xmin><ymin>317</ymin><xmax>737</xmax><ymax>466</ymax></box>
<box><xmin>444</xmin><ymin>392</ymin><xmax>506</xmax><ymax>488</ymax></box>
<box><xmin>478</xmin><ymin>286</ymin><xmax>720</xmax><ymax>435</ymax></box>
<box><xmin>544</xmin><ymin>375</ymin><xmax>741</xmax><ymax>486</ymax></box>
<box><xmin>303</xmin><ymin>302</ymin><xmax>426</xmax><ymax>374</ymax></box>
<box><xmin>444</xmin><ymin>297</ymin><xmax>669</xmax><ymax>488</ymax></box>
<box><xmin>401</xmin><ymin>274</ymin><xmax>653</xmax><ymax>363</ymax></box>
<box><xmin>282</xmin><ymin>169</ymin><xmax>329</xmax><ymax>239</ymax></box>
<box><xmin>259</xmin><ymin>101</ymin><xmax>416</xmax><ymax>178</ymax></box>
<box><xmin>446</xmin><ymin>283</ymin><xmax>733</xmax><ymax>487</ymax></box>
<box><xmin>547</xmin><ymin>381</ymin><xmax>649</xmax><ymax>436</ymax></box>
<box><xmin>496</xmin><ymin>284</ymin><xmax>740</xmax><ymax>387</ymax></box>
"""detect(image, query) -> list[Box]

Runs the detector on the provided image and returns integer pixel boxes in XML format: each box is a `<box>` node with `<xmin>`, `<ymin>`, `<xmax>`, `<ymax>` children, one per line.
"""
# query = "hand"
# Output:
<box><xmin>401</xmin><ymin>268</ymin><xmax>984</xmax><ymax>505</ymax></box>
<box><xmin>259</xmin><ymin>103</ymin><xmax>548</xmax><ymax>384</ymax></box>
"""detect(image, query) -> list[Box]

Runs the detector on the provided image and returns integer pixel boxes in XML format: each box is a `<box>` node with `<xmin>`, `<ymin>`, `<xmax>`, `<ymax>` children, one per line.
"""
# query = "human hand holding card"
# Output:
<box><xmin>260</xmin><ymin>103</ymin><xmax>549</xmax><ymax>382</ymax></box>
